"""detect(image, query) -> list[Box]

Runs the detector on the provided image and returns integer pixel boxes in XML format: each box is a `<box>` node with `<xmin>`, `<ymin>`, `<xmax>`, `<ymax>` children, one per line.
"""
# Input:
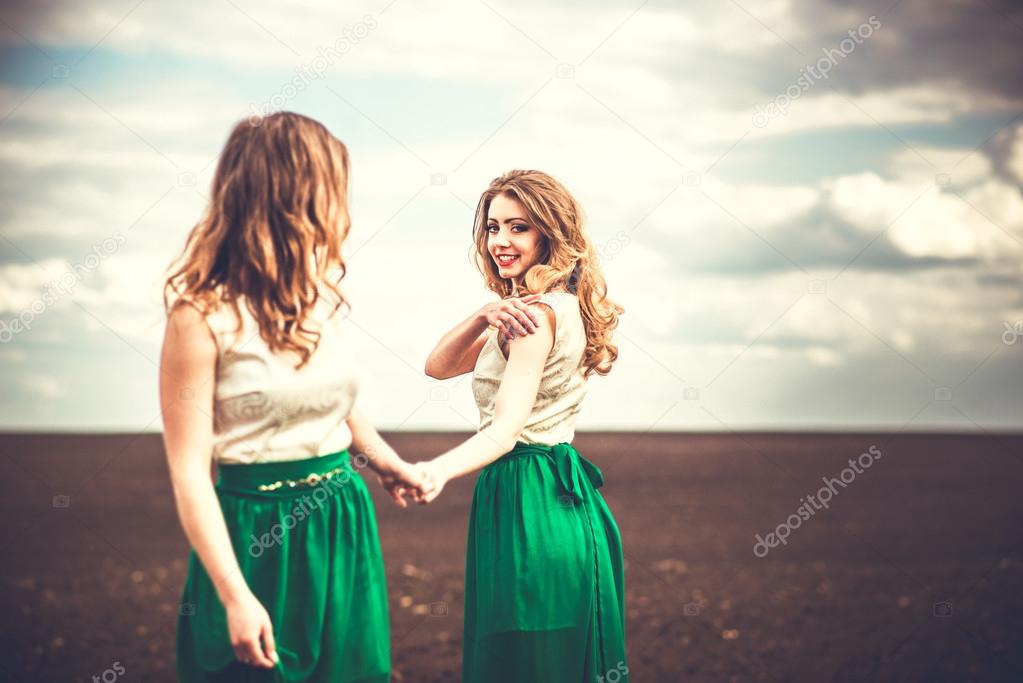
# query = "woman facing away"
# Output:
<box><xmin>158</xmin><ymin>111</ymin><xmax>429</xmax><ymax>682</ymax></box>
<box><xmin>417</xmin><ymin>169</ymin><xmax>629</xmax><ymax>682</ymax></box>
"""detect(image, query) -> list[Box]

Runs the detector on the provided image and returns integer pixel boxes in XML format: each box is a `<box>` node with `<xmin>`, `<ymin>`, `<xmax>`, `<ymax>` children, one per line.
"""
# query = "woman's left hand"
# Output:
<box><xmin>376</xmin><ymin>461</ymin><xmax>430</xmax><ymax>508</ymax></box>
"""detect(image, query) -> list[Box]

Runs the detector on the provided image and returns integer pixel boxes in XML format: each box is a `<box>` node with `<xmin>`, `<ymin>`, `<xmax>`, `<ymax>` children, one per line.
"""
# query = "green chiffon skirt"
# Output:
<box><xmin>463</xmin><ymin>441</ymin><xmax>629</xmax><ymax>683</ymax></box>
<box><xmin>176</xmin><ymin>449</ymin><xmax>390</xmax><ymax>683</ymax></box>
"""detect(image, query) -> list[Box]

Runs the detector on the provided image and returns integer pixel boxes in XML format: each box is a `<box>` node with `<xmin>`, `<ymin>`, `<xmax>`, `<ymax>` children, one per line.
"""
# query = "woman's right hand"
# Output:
<box><xmin>226</xmin><ymin>590</ymin><xmax>279</xmax><ymax>669</ymax></box>
<box><xmin>479</xmin><ymin>294</ymin><xmax>543</xmax><ymax>341</ymax></box>
<box><xmin>410</xmin><ymin>460</ymin><xmax>448</xmax><ymax>505</ymax></box>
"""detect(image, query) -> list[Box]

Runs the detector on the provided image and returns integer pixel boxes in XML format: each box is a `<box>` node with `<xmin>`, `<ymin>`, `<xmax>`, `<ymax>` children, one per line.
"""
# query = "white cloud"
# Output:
<box><xmin>20</xmin><ymin>373</ymin><xmax>65</xmax><ymax>399</ymax></box>
<box><xmin>1006</xmin><ymin>124</ymin><xmax>1023</xmax><ymax>185</ymax></box>
<box><xmin>0</xmin><ymin>259</ymin><xmax>76</xmax><ymax>313</ymax></box>
<box><xmin>805</xmin><ymin>345</ymin><xmax>843</xmax><ymax>367</ymax></box>
<box><xmin>747</xmin><ymin>83</ymin><xmax>1021</xmax><ymax>141</ymax></box>
<box><xmin>826</xmin><ymin>166</ymin><xmax>1023</xmax><ymax>262</ymax></box>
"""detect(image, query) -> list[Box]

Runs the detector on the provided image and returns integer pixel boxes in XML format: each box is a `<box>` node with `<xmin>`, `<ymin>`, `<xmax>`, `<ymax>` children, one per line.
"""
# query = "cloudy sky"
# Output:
<box><xmin>0</xmin><ymin>0</ymin><xmax>1021</xmax><ymax>433</ymax></box>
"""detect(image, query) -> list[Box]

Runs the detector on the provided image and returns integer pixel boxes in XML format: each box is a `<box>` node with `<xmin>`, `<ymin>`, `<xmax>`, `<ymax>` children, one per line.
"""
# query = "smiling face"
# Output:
<box><xmin>486</xmin><ymin>193</ymin><xmax>544</xmax><ymax>287</ymax></box>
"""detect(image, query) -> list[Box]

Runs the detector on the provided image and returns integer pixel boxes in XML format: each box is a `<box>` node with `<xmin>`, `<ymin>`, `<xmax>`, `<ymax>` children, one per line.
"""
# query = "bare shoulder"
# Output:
<box><xmin>164</xmin><ymin>299</ymin><xmax>218</xmax><ymax>359</ymax></box>
<box><xmin>529</xmin><ymin>290</ymin><xmax>572</xmax><ymax>326</ymax></box>
<box><xmin>526</xmin><ymin>298</ymin><xmax>559</xmax><ymax>326</ymax></box>
<box><xmin>507</xmin><ymin>299</ymin><xmax>556</xmax><ymax>359</ymax></box>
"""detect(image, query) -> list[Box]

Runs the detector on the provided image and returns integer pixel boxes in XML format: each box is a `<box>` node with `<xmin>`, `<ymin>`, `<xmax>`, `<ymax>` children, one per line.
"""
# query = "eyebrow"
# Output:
<box><xmin>487</xmin><ymin>216</ymin><xmax>527</xmax><ymax>223</ymax></box>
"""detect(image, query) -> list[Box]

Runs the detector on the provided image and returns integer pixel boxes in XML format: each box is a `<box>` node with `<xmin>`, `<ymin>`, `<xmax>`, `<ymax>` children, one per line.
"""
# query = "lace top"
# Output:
<box><xmin>471</xmin><ymin>290</ymin><xmax>589</xmax><ymax>446</ymax></box>
<box><xmin>201</xmin><ymin>285</ymin><xmax>359</xmax><ymax>465</ymax></box>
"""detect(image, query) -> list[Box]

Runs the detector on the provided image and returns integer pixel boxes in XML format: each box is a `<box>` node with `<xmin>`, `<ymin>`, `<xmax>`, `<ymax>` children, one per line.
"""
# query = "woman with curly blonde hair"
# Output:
<box><xmin>159</xmin><ymin>111</ymin><xmax>426</xmax><ymax>682</ymax></box>
<box><xmin>419</xmin><ymin>169</ymin><xmax>629</xmax><ymax>682</ymax></box>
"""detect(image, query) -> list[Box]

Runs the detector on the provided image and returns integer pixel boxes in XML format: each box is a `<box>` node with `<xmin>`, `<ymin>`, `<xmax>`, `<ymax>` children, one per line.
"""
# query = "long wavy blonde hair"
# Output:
<box><xmin>163</xmin><ymin>111</ymin><xmax>352</xmax><ymax>369</ymax></box>
<box><xmin>472</xmin><ymin>169</ymin><xmax>624</xmax><ymax>377</ymax></box>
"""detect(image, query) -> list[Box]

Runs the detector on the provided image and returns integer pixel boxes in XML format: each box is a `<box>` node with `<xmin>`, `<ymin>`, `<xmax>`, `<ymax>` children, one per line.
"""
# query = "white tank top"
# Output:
<box><xmin>472</xmin><ymin>290</ymin><xmax>589</xmax><ymax>446</ymax></box>
<box><xmin>202</xmin><ymin>284</ymin><xmax>359</xmax><ymax>465</ymax></box>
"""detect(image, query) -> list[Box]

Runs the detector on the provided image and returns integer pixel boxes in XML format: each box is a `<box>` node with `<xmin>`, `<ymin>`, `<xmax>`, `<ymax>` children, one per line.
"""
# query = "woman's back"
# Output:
<box><xmin>472</xmin><ymin>289</ymin><xmax>588</xmax><ymax>446</ymax></box>
<box><xmin>203</xmin><ymin>283</ymin><xmax>359</xmax><ymax>465</ymax></box>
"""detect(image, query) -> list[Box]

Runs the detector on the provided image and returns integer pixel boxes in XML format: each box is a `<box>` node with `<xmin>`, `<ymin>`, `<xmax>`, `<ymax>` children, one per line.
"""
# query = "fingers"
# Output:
<box><xmin>420</xmin><ymin>484</ymin><xmax>443</xmax><ymax>504</ymax></box>
<box><xmin>499</xmin><ymin>311</ymin><xmax>535</xmax><ymax>339</ymax></box>
<box><xmin>494</xmin><ymin>294</ymin><xmax>542</xmax><ymax>339</ymax></box>
<box><xmin>409</xmin><ymin>464</ymin><xmax>440</xmax><ymax>504</ymax></box>
<box><xmin>498</xmin><ymin>312</ymin><xmax>527</xmax><ymax>338</ymax></box>
<box><xmin>390</xmin><ymin>485</ymin><xmax>409</xmax><ymax>508</ymax></box>
<box><xmin>261</xmin><ymin>621</ymin><xmax>279</xmax><ymax>667</ymax></box>
<box><xmin>236</xmin><ymin>633</ymin><xmax>274</xmax><ymax>669</ymax></box>
<box><xmin>512</xmin><ymin>297</ymin><xmax>542</xmax><ymax>330</ymax></box>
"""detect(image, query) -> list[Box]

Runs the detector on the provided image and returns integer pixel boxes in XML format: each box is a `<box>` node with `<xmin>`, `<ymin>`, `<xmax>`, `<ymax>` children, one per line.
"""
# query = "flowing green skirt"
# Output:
<box><xmin>463</xmin><ymin>441</ymin><xmax>629</xmax><ymax>683</ymax></box>
<box><xmin>176</xmin><ymin>449</ymin><xmax>390</xmax><ymax>683</ymax></box>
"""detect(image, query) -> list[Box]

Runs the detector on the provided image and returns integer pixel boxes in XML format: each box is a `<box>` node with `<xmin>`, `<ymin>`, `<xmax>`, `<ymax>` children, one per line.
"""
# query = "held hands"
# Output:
<box><xmin>410</xmin><ymin>460</ymin><xmax>447</xmax><ymax>504</ymax></box>
<box><xmin>376</xmin><ymin>459</ymin><xmax>442</xmax><ymax>508</ymax></box>
<box><xmin>375</xmin><ymin>458</ymin><xmax>448</xmax><ymax>506</ymax></box>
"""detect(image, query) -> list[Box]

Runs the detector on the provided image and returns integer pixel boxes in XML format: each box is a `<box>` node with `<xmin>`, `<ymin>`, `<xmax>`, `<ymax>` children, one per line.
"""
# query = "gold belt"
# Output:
<box><xmin>257</xmin><ymin>465</ymin><xmax>347</xmax><ymax>492</ymax></box>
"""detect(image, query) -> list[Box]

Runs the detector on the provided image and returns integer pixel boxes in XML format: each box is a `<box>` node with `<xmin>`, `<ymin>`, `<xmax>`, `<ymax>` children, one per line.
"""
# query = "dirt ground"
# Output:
<box><xmin>1</xmin><ymin>431</ymin><xmax>1021</xmax><ymax>682</ymax></box>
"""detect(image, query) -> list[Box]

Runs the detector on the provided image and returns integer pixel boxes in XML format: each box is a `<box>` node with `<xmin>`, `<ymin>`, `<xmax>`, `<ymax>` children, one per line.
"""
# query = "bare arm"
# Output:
<box><xmin>425</xmin><ymin>294</ymin><xmax>543</xmax><ymax>379</ymax></box>
<box><xmin>159</xmin><ymin>302</ymin><xmax>277</xmax><ymax>668</ymax></box>
<box><xmin>424</xmin><ymin>322</ymin><xmax>489</xmax><ymax>380</ymax></box>
<box><xmin>422</xmin><ymin>302</ymin><xmax>558</xmax><ymax>490</ymax></box>
<box><xmin>345</xmin><ymin>404</ymin><xmax>427</xmax><ymax>507</ymax></box>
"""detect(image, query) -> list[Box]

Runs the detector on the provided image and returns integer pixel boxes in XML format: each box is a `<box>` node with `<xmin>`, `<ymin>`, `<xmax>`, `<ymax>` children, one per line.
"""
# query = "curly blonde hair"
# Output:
<box><xmin>472</xmin><ymin>169</ymin><xmax>624</xmax><ymax>377</ymax></box>
<box><xmin>162</xmin><ymin>112</ymin><xmax>352</xmax><ymax>369</ymax></box>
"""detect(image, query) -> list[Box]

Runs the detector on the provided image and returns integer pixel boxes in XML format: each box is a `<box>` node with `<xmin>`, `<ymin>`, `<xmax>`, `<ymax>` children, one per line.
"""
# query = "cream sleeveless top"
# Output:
<box><xmin>472</xmin><ymin>290</ymin><xmax>589</xmax><ymax>446</ymax></box>
<box><xmin>202</xmin><ymin>285</ymin><xmax>359</xmax><ymax>465</ymax></box>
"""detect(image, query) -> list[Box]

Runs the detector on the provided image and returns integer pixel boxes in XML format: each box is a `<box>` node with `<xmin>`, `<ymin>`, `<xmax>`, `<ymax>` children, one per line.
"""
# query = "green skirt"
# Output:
<box><xmin>463</xmin><ymin>441</ymin><xmax>629</xmax><ymax>683</ymax></box>
<box><xmin>176</xmin><ymin>449</ymin><xmax>390</xmax><ymax>683</ymax></box>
